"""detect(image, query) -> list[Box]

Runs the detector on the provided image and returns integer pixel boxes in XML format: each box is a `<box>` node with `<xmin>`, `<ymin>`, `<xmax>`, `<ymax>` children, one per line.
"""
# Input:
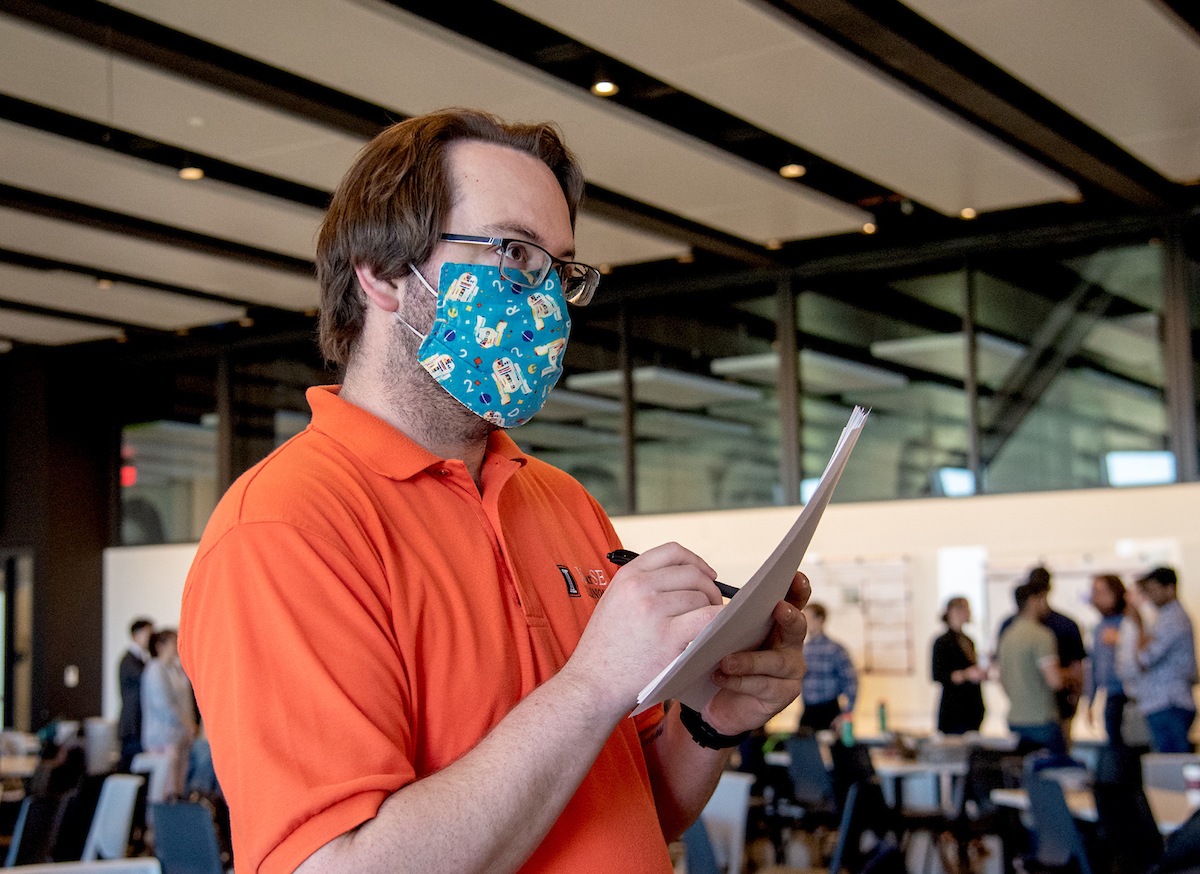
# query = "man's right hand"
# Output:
<box><xmin>563</xmin><ymin>542</ymin><xmax>726</xmax><ymax>717</ymax></box>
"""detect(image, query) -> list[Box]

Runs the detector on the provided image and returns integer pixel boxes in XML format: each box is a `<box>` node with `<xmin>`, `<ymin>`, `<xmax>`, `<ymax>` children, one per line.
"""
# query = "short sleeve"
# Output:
<box><xmin>180</xmin><ymin>520</ymin><xmax>413</xmax><ymax>874</ymax></box>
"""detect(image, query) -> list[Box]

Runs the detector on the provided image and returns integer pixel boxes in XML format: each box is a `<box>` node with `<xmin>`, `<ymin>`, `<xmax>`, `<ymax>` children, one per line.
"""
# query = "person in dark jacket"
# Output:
<box><xmin>117</xmin><ymin>617</ymin><xmax>154</xmax><ymax>771</ymax></box>
<box><xmin>932</xmin><ymin>597</ymin><xmax>986</xmax><ymax>734</ymax></box>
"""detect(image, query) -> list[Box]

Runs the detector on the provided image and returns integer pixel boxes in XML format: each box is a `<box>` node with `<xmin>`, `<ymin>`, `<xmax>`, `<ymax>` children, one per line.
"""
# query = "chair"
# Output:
<box><xmin>4</xmin><ymin>790</ymin><xmax>76</xmax><ymax>866</ymax></box>
<box><xmin>754</xmin><ymin>782</ymin><xmax>863</xmax><ymax>874</ymax></box>
<box><xmin>80</xmin><ymin>775</ymin><xmax>144</xmax><ymax>862</ymax></box>
<box><xmin>150</xmin><ymin>802</ymin><xmax>225</xmax><ymax>874</ymax></box>
<box><xmin>1022</xmin><ymin>763</ymin><xmax>1093</xmax><ymax>874</ymax></box>
<box><xmin>1092</xmin><ymin>781</ymin><xmax>1162</xmax><ymax>874</ymax></box>
<box><xmin>698</xmin><ymin>771</ymin><xmax>755</xmax><ymax>874</ymax></box>
<box><xmin>784</xmin><ymin>733</ymin><xmax>837</xmax><ymax>815</ymax></box>
<box><xmin>682</xmin><ymin>817</ymin><xmax>722</xmax><ymax>874</ymax></box>
<box><xmin>129</xmin><ymin>754</ymin><xmax>171</xmax><ymax>809</ymax></box>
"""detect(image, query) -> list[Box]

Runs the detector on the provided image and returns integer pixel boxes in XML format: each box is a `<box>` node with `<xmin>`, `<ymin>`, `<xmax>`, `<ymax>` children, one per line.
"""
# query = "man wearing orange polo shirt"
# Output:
<box><xmin>180</xmin><ymin>109</ymin><xmax>810</xmax><ymax>874</ymax></box>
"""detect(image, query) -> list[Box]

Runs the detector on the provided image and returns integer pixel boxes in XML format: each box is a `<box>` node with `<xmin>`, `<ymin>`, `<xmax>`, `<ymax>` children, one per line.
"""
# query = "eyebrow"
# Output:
<box><xmin>480</xmin><ymin>222</ymin><xmax>576</xmax><ymax>261</ymax></box>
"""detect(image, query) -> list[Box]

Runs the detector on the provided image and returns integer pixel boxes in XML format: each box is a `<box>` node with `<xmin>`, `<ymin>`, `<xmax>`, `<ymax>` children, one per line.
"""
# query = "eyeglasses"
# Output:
<box><xmin>440</xmin><ymin>234</ymin><xmax>600</xmax><ymax>305</ymax></box>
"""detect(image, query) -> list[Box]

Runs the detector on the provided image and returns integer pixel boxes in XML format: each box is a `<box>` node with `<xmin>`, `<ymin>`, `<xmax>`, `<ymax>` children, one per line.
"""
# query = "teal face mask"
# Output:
<box><xmin>397</xmin><ymin>261</ymin><xmax>571</xmax><ymax>428</ymax></box>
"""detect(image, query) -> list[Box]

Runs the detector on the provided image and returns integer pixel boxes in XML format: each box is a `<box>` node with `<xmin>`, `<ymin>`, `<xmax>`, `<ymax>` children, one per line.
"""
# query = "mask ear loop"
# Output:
<box><xmin>393</xmin><ymin>265</ymin><xmax>438</xmax><ymax>338</ymax></box>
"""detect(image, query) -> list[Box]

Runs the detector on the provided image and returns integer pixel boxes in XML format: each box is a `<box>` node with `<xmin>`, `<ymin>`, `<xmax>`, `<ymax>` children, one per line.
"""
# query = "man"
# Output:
<box><xmin>180</xmin><ymin>110</ymin><xmax>811</xmax><ymax>874</ymax></box>
<box><xmin>799</xmin><ymin>603</ymin><xmax>857</xmax><ymax>731</ymax></box>
<box><xmin>998</xmin><ymin>582</ymin><xmax>1066</xmax><ymax>754</ymax></box>
<box><xmin>117</xmin><ymin>617</ymin><xmax>153</xmax><ymax>772</ymax></box>
<box><xmin>997</xmin><ymin>567</ymin><xmax>1085</xmax><ymax>739</ymax></box>
<box><xmin>1132</xmin><ymin>567</ymin><xmax>1197</xmax><ymax>753</ymax></box>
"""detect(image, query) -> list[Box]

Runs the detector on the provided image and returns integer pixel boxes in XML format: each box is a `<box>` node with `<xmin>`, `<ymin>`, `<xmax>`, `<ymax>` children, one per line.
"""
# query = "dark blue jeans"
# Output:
<box><xmin>1011</xmin><ymin>722</ymin><xmax>1067</xmax><ymax>755</ymax></box>
<box><xmin>1146</xmin><ymin>706</ymin><xmax>1196</xmax><ymax>753</ymax></box>
<box><xmin>1104</xmin><ymin>692</ymin><xmax>1128</xmax><ymax>747</ymax></box>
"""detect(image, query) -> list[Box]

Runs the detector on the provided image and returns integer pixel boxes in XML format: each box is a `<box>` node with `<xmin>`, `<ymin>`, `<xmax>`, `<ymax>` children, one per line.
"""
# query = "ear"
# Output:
<box><xmin>355</xmin><ymin>265</ymin><xmax>401</xmax><ymax>312</ymax></box>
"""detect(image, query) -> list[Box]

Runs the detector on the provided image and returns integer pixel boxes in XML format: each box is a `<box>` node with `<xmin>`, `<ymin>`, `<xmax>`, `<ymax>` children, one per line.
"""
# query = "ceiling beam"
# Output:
<box><xmin>382</xmin><ymin>0</ymin><xmax>940</xmax><ymax>223</ymax></box>
<box><xmin>0</xmin><ymin>0</ymin><xmax>782</xmax><ymax>268</ymax></box>
<box><xmin>0</xmin><ymin>247</ymin><xmax>253</xmax><ymax>308</ymax></box>
<box><xmin>0</xmin><ymin>183</ymin><xmax>315</xmax><ymax>275</ymax></box>
<box><xmin>758</xmin><ymin>0</ymin><xmax>1182</xmax><ymax>210</ymax></box>
<box><xmin>0</xmin><ymin>95</ymin><xmax>332</xmax><ymax>211</ymax></box>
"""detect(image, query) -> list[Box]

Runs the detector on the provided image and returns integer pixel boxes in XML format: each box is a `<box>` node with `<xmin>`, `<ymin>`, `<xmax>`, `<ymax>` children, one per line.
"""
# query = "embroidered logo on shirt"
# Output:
<box><xmin>584</xmin><ymin>568</ymin><xmax>608</xmax><ymax>601</ymax></box>
<box><xmin>557</xmin><ymin>565</ymin><xmax>610</xmax><ymax>600</ymax></box>
<box><xmin>557</xmin><ymin>565</ymin><xmax>581</xmax><ymax>597</ymax></box>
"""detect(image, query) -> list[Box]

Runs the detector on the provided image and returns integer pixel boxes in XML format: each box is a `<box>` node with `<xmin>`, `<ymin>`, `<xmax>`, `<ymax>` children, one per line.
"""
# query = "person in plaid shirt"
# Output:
<box><xmin>800</xmin><ymin>603</ymin><xmax>858</xmax><ymax>731</ymax></box>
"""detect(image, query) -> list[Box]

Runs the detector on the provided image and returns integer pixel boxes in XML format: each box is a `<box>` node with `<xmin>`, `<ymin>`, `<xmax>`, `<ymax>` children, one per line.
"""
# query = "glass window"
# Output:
<box><xmin>120</xmin><ymin>419</ymin><xmax>218</xmax><ymax>545</ymax></box>
<box><xmin>982</xmin><ymin>242</ymin><xmax>1169</xmax><ymax>493</ymax></box>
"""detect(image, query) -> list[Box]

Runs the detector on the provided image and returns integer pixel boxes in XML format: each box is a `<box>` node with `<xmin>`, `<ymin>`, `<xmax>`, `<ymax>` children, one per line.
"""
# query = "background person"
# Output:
<box><xmin>998</xmin><ymin>582</ymin><xmax>1066</xmax><ymax>754</ymax></box>
<box><xmin>997</xmin><ymin>567</ymin><xmax>1085</xmax><ymax>741</ymax></box>
<box><xmin>800</xmin><ymin>602</ymin><xmax>857</xmax><ymax>732</ymax></box>
<box><xmin>117</xmin><ymin>617</ymin><xmax>153</xmax><ymax>771</ymax></box>
<box><xmin>1084</xmin><ymin>574</ymin><xmax>1128</xmax><ymax>747</ymax></box>
<box><xmin>141</xmin><ymin>628</ymin><xmax>196</xmax><ymax>802</ymax></box>
<box><xmin>932</xmin><ymin>597</ymin><xmax>985</xmax><ymax>735</ymax></box>
<box><xmin>1133</xmin><ymin>567</ymin><xmax>1197</xmax><ymax>752</ymax></box>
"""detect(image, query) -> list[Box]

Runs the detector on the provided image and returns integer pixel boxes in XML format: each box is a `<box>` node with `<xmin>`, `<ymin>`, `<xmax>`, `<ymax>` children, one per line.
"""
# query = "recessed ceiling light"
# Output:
<box><xmin>779</xmin><ymin>163</ymin><xmax>806</xmax><ymax>179</ymax></box>
<box><xmin>179</xmin><ymin>166</ymin><xmax>204</xmax><ymax>181</ymax></box>
<box><xmin>960</xmin><ymin>207</ymin><xmax>977</xmax><ymax>219</ymax></box>
<box><xmin>766</xmin><ymin>239</ymin><xmax>783</xmax><ymax>251</ymax></box>
<box><xmin>591</xmin><ymin>80</ymin><xmax>618</xmax><ymax>97</ymax></box>
<box><xmin>96</xmin><ymin>278</ymin><xmax>114</xmax><ymax>290</ymax></box>
<box><xmin>862</xmin><ymin>222</ymin><xmax>877</xmax><ymax>235</ymax></box>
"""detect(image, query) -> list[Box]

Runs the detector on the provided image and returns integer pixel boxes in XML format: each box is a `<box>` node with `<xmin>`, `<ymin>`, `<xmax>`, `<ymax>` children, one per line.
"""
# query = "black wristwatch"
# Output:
<box><xmin>679</xmin><ymin>704</ymin><xmax>751</xmax><ymax>750</ymax></box>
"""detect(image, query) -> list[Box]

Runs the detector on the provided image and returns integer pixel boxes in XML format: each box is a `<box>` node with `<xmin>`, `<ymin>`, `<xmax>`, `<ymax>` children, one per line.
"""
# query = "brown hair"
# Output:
<box><xmin>942</xmin><ymin>596</ymin><xmax>969</xmax><ymax>625</ymax></box>
<box><xmin>1094</xmin><ymin>574</ymin><xmax>1127</xmax><ymax>616</ymax></box>
<box><xmin>315</xmin><ymin>109</ymin><xmax>586</xmax><ymax>366</ymax></box>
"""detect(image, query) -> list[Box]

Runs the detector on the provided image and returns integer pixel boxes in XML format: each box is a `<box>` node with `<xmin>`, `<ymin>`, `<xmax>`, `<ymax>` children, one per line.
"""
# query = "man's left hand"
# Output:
<box><xmin>701</xmin><ymin>572</ymin><xmax>811</xmax><ymax>735</ymax></box>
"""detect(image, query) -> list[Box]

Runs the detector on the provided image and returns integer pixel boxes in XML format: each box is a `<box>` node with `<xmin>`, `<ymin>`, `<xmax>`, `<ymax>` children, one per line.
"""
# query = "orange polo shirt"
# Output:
<box><xmin>180</xmin><ymin>386</ymin><xmax>670</xmax><ymax>874</ymax></box>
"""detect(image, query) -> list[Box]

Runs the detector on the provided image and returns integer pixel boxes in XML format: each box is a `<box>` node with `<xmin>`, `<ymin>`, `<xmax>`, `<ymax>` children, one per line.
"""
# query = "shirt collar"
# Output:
<box><xmin>305</xmin><ymin>386</ymin><xmax>529</xmax><ymax>482</ymax></box>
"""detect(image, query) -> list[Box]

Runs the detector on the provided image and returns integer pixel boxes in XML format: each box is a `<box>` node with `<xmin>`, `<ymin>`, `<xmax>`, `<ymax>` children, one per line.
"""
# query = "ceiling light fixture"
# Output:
<box><xmin>960</xmin><ymin>207</ymin><xmax>977</xmax><ymax>219</ymax></box>
<box><xmin>862</xmin><ymin>222</ymin><xmax>877</xmax><ymax>235</ymax></box>
<box><xmin>779</xmin><ymin>163</ymin><xmax>806</xmax><ymax>179</ymax></box>
<box><xmin>766</xmin><ymin>239</ymin><xmax>783</xmax><ymax>251</ymax></box>
<box><xmin>591</xmin><ymin>79</ymin><xmax>618</xmax><ymax>97</ymax></box>
<box><xmin>96</xmin><ymin>278</ymin><xmax>113</xmax><ymax>290</ymax></box>
<box><xmin>179</xmin><ymin>166</ymin><xmax>204</xmax><ymax>181</ymax></box>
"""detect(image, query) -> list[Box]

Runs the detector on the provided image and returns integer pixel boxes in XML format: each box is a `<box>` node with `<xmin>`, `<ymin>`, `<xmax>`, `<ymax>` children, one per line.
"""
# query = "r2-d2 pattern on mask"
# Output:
<box><xmin>411</xmin><ymin>262</ymin><xmax>571</xmax><ymax>428</ymax></box>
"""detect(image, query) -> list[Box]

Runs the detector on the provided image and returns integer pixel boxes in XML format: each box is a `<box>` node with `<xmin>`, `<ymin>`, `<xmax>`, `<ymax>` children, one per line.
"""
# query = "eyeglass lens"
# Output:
<box><xmin>499</xmin><ymin>241</ymin><xmax>592</xmax><ymax>302</ymax></box>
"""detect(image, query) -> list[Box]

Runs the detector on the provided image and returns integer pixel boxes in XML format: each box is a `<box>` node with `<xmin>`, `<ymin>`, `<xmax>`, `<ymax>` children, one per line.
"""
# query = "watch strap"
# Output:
<box><xmin>679</xmin><ymin>704</ymin><xmax>751</xmax><ymax>750</ymax></box>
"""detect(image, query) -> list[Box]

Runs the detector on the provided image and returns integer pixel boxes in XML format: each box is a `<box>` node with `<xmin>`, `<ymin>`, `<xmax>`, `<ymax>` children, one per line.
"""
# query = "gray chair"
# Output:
<box><xmin>1023</xmin><ymin>766</ymin><xmax>1093</xmax><ymax>874</ymax></box>
<box><xmin>3</xmin><ymin>790</ymin><xmax>76</xmax><ymax>867</ymax></box>
<box><xmin>150</xmin><ymin>802</ymin><xmax>225</xmax><ymax>874</ymax></box>
<box><xmin>80</xmin><ymin>774</ymin><xmax>144</xmax><ymax>862</ymax></box>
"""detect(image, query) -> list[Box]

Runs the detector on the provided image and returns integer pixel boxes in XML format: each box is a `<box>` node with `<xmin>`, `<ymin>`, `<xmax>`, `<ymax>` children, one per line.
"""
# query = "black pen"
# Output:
<box><xmin>606</xmin><ymin>549</ymin><xmax>740</xmax><ymax>599</ymax></box>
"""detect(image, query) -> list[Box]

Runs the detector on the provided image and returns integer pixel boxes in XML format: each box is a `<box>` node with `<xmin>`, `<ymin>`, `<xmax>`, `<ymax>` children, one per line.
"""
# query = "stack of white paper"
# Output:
<box><xmin>633</xmin><ymin>406</ymin><xmax>869</xmax><ymax>714</ymax></box>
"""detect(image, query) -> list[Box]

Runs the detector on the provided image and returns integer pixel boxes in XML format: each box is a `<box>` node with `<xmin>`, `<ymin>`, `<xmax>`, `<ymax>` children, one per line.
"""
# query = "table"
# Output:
<box><xmin>871</xmin><ymin>752</ymin><xmax>968</xmax><ymax>812</ymax></box>
<box><xmin>991</xmin><ymin>786</ymin><xmax>1194</xmax><ymax>834</ymax></box>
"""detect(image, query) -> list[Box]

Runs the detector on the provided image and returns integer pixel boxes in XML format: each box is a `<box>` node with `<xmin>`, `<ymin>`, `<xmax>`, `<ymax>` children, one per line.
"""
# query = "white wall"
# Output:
<box><xmin>100</xmin><ymin>482</ymin><xmax>1200</xmax><ymax>735</ymax></box>
<box><xmin>101</xmin><ymin>543</ymin><xmax>199</xmax><ymax>721</ymax></box>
